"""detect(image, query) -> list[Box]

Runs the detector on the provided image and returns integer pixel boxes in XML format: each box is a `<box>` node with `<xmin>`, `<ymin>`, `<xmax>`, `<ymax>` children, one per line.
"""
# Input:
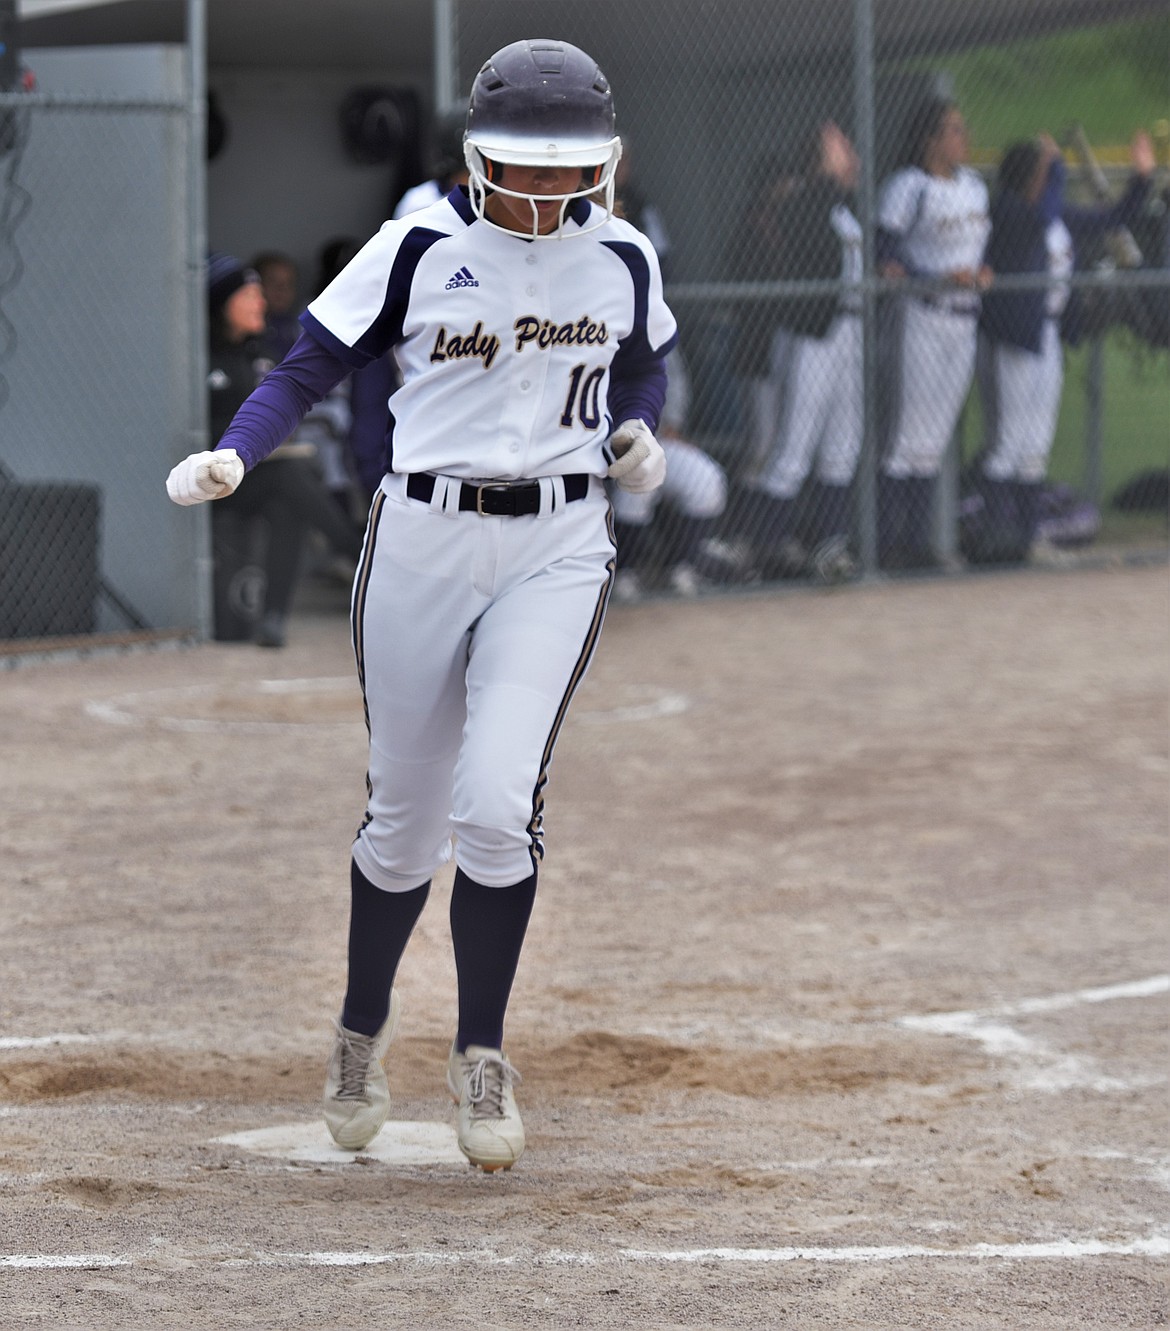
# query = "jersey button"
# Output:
<box><xmin>526</xmin><ymin>285</ymin><xmax>537</xmax><ymax>296</ymax></box>
<box><xmin>520</xmin><ymin>380</ymin><xmax>531</xmax><ymax>390</ymax></box>
<box><xmin>526</xmin><ymin>254</ymin><xmax>538</xmax><ymax>266</ymax></box>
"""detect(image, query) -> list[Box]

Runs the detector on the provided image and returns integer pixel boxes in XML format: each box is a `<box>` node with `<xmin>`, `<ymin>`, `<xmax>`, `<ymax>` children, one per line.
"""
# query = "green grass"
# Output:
<box><xmin>1050</xmin><ymin>333</ymin><xmax>1170</xmax><ymax>542</ymax></box>
<box><xmin>896</xmin><ymin>15</ymin><xmax>1170</xmax><ymax>153</ymax></box>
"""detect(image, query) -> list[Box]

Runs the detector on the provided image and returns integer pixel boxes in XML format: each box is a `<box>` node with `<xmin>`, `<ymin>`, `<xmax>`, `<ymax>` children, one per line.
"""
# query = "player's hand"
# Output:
<box><xmin>165</xmin><ymin>449</ymin><xmax>245</xmax><ymax>506</ymax></box>
<box><xmin>606</xmin><ymin>419</ymin><xmax>666</xmax><ymax>494</ymax></box>
<box><xmin>1036</xmin><ymin>131</ymin><xmax>1062</xmax><ymax>164</ymax></box>
<box><xmin>1131</xmin><ymin>129</ymin><xmax>1155</xmax><ymax>178</ymax></box>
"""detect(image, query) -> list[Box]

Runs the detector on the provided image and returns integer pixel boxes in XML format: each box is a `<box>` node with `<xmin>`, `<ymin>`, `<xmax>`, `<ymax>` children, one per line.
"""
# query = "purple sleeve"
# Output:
<box><xmin>608</xmin><ymin>352</ymin><xmax>668</xmax><ymax>434</ymax></box>
<box><xmin>216</xmin><ymin>331</ymin><xmax>353</xmax><ymax>470</ymax></box>
<box><xmin>1064</xmin><ymin>174</ymin><xmax>1153</xmax><ymax>253</ymax></box>
<box><xmin>347</xmin><ymin>354</ymin><xmax>399</xmax><ymax>495</ymax></box>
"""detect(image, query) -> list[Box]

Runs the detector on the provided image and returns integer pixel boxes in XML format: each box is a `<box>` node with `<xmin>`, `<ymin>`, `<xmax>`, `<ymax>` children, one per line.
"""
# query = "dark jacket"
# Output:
<box><xmin>978</xmin><ymin>158</ymin><xmax>1065</xmax><ymax>354</ymax></box>
<box><xmin>208</xmin><ymin>334</ymin><xmax>267</xmax><ymax>445</ymax></box>
<box><xmin>980</xmin><ymin>157</ymin><xmax>1152</xmax><ymax>353</ymax></box>
<box><xmin>733</xmin><ymin>174</ymin><xmax>855</xmax><ymax>375</ymax></box>
<box><xmin>771</xmin><ymin>175</ymin><xmax>856</xmax><ymax>340</ymax></box>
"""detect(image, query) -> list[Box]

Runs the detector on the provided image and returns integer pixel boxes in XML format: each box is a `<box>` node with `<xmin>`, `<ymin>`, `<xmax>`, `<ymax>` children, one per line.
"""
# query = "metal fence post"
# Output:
<box><xmin>853</xmin><ymin>0</ymin><xmax>878</xmax><ymax>575</ymax></box>
<box><xmin>1085</xmin><ymin>334</ymin><xmax>1105</xmax><ymax>507</ymax></box>
<box><xmin>187</xmin><ymin>0</ymin><xmax>211</xmax><ymax>641</ymax></box>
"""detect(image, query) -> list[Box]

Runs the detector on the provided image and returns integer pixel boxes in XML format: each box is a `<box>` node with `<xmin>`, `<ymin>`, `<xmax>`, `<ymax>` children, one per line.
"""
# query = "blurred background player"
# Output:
<box><xmin>876</xmin><ymin>97</ymin><xmax>992</xmax><ymax>569</ymax></box>
<box><xmin>723</xmin><ymin>121</ymin><xmax>863</xmax><ymax>584</ymax></box>
<box><xmin>610</xmin><ymin>349</ymin><xmax>731</xmax><ymax>600</ymax></box>
<box><xmin>250</xmin><ymin>250</ymin><xmax>302</xmax><ymax>364</ymax></box>
<box><xmin>205</xmin><ymin>251</ymin><xmax>363</xmax><ymax>647</ymax></box>
<box><xmin>969</xmin><ymin>128</ymin><xmax>1156</xmax><ymax>565</ymax></box>
<box><xmin>392</xmin><ymin>106</ymin><xmax>470</xmax><ymax>219</ymax></box>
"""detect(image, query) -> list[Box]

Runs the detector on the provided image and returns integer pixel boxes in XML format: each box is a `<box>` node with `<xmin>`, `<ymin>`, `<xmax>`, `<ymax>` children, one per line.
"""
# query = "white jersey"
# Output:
<box><xmin>304</xmin><ymin>189</ymin><xmax>676</xmax><ymax>481</ymax></box>
<box><xmin>877</xmin><ymin>164</ymin><xmax>990</xmax><ymax>280</ymax></box>
<box><xmin>1045</xmin><ymin>217</ymin><xmax>1075</xmax><ymax>319</ymax></box>
<box><xmin>393</xmin><ymin>178</ymin><xmax>444</xmax><ymax>219</ymax></box>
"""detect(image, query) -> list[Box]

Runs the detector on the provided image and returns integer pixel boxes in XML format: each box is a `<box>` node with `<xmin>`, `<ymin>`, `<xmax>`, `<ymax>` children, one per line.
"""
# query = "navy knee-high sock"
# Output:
<box><xmin>1017</xmin><ymin>480</ymin><xmax>1043</xmax><ymax>550</ymax></box>
<box><xmin>904</xmin><ymin>476</ymin><xmax>937</xmax><ymax>563</ymax></box>
<box><xmin>450</xmin><ymin>867</ymin><xmax>538</xmax><ymax>1053</ymax></box>
<box><xmin>341</xmin><ymin>860</ymin><xmax>430</xmax><ymax>1037</ymax></box>
<box><xmin>807</xmin><ymin>480</ymin><xmax>853</xmax><ymax>546</ymax></box>
<box><xmin>878</xmin><ymin>473</ymin><xmax>906</xmax><ymax>562</ymax></box>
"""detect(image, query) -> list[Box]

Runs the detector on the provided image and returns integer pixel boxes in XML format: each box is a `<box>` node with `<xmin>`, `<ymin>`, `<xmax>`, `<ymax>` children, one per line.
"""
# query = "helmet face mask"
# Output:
<box><xmin>464</xmin><ymin>39</ymin><xmax>622</xmax><ymax>239</ymax></box>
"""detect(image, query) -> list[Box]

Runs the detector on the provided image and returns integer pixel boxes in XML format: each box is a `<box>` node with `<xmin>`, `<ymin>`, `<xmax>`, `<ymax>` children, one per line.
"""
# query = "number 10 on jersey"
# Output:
<box><xmin>560</xmin><ymin>364</ymin><xmax>606</xmax><ymax>429</ymax></box>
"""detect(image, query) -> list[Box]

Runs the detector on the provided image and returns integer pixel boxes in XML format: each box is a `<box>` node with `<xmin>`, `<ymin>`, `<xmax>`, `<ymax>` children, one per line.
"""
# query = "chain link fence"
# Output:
<box><xmin>445</xmin><ymin>0</ymin><xmax>1168</xmax><ymax>598</ymax></box>
<box><xmin>1</xmin><ymin>6</ymin><xmax>1166</xmax><ymax>654</ymax></box>
<box><xmin>0</xmin><ymin>46</ymin><xmax>204</xmax><ymax>659</ymax></box>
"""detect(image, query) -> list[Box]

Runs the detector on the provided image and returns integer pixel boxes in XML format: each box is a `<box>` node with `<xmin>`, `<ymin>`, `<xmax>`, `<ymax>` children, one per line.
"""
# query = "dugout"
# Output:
<box><xmin>5</xmin><ymin>0</ymin><xmax>1166</xmax><ymax>647</ymax></box>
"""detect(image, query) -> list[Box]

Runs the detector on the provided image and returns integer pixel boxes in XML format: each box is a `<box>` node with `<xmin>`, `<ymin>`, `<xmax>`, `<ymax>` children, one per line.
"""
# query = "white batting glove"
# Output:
<box><xmin>606</xmin><ymin>419</ymin><xmax>666</xmax><ymax>494</ymax></box>
<box><xmin>165</xmin><ymin>449</ymin><xmax>245</xmax><ymax>506</ymax></box>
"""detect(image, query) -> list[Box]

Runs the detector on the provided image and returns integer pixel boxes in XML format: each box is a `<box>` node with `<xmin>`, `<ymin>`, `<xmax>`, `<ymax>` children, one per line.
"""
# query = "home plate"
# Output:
<box><xmin>214</xmin><ymin>1120</ymin><xmax>466</xmax><ymax>1167</ymax></box>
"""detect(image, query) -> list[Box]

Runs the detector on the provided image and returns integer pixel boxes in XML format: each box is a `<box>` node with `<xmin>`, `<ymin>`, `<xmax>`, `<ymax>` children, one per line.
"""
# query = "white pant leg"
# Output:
<box><xmin>885</xmin><ymin>301</ymin><xmax>977</xmax><ymax>478</ymax></box>
<box><xmin>352</xmin><ymin>475</ymin><xmax>614</xmax><ymax>891</ymax></box>
<box><xmin>451</xmin><ymin>495</ymin><xmax>614</xmax><ymax>885</ymax></box>
<box><xmin>983</xmin><ymin>321</ymin><xmax>1064</xmax><ymax>483</ymax></box>
<box><xmin>816</xmin><ymin>315</ymin><xmax>863</xmax><ymax>486</ymax></box>
<box><xmin>756</xmin><ymin>333</ymin><xmax>835</xmax><ymax>499</ymax></box>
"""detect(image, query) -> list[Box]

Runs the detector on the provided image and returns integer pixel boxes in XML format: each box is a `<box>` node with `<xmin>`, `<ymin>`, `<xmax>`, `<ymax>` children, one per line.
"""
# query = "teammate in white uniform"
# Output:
<box><xmin>165</xmin><ymin>39</ymin><xmax>676</xmax><ymax>1171</ymax></box>
<box><xmin>610</xmin><ymin>347</ymin><xmax>730</xmax><ymax>600</ymax></box>
<box><xmin>876</xmin><ymin>98</ymin><xmax>992</xmax><ymax>568</ymax></box>
<box><xmin>972</xmin><ymin>128</ymin><xmax>1156</xmax><ymax>563</ymax></box>
<box><xmin>392</xmin><ymin>108</ymin><xmax>469</xmax><ymax>220</ymax></box>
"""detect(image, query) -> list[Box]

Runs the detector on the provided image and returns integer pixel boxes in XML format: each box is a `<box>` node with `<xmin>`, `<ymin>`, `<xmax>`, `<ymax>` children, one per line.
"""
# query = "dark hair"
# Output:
<box><xmin>904</xmin><ymin>96</ymin><xmax>957</xmax><ymax>168</ymax></box>
<box><xmin>997</xmin><ymin>139</ymin><xmax>1043</xmax><ymax>196</ymax></box>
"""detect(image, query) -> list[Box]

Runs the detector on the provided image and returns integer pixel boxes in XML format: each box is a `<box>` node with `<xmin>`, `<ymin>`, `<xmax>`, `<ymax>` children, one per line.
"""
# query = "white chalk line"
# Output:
<box><xmin>83</xmin><ymin>679</ymin><xmax>362</xmax><ymax>735</ymax></box>
<box><xmin>572</xmin><ymin>691</ymin><xmax>691</xmax><ymax>725</ymax></box>
<box><xmin>84</xmin><ymin>678</ymin><xmax>690</xmax><ymax>733</ymax></box>
<box><xmin>5</xmin><ymin>1235</ymin><xmax>1168</xmax><ymax>1272</ymax></box>
<box><xmin>897</xmin><ymin>973</ymin><xmax>1170</xmax><ymax>1093</ymax></box>
<box><xmin>0</xmin><ymin>1033</ymin><xmax>103</xmax><ymax>1050</ymax></box>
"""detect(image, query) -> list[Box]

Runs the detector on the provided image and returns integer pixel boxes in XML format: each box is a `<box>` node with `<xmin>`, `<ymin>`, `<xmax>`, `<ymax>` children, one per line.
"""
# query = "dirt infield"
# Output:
<box><xmin>1</xmin><ymin>564</ymin><xmax>1168</xmax><ymax>1329</ymax></box>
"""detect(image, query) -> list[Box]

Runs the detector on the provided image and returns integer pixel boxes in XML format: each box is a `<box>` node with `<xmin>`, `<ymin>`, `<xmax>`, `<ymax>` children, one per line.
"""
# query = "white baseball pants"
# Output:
<box><xmin>351</xmin><ymin>471</ymin><xmax>613</xmax><ymax>891</ymax></box>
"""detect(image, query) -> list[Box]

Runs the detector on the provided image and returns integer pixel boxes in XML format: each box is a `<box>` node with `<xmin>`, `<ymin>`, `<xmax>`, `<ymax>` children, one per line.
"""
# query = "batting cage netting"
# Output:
<box><xmin>0</xmin><ymin>0</ymin><xmax>1166</xmax><ymax>653</ymax></box>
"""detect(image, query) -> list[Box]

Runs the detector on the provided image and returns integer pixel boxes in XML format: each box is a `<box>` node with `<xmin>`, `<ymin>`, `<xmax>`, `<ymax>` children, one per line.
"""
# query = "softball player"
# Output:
<box><xmin>730</xmin><ymin>121</ymin><xmax>863</xmax><ymax>583</ymax></box>
<box><xmin>166</xmin><ymin>39</ymin><xmax>676</xmax><ymax>1171</ymax></box>
<box><xmin>610</xmin><ymin>347</ymin><xmax>731</xmax><ymax>600</ymax></box>
<box><xmin>876</xmin><ymin>98</ymin><xmax>992</xmax><ymax>568</ymax></box>
<box><xmin>972</xmin><ymin>129</ymin><xmax>1155</xmax><ymax>563</ymax></box>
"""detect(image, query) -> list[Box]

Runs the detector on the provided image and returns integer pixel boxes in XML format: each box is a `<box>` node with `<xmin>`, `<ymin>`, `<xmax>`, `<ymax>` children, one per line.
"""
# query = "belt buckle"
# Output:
<box><xmin>475</xmin><ymin>482</ymin><xmax>511</xmax><ymax>515</ymax></box>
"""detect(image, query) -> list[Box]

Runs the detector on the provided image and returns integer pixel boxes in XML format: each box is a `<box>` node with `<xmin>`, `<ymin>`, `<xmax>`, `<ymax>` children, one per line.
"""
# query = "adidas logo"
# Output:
<box><xmin>445</xmin><ymin>266</ymin><xmax>480</xmax><ymax>290</ymax></box>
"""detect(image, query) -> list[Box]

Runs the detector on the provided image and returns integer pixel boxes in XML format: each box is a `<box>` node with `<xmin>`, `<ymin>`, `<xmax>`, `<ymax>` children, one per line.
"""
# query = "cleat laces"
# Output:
<box><xmin>465</xmin><ymin>1051</ymin><xmax>521</xmax><ymax>1120</ymax></box>
<box><xmin>333</xmin><ymin>1023</ymin><xmax>376</xmax><ymax>1101</ymax></box>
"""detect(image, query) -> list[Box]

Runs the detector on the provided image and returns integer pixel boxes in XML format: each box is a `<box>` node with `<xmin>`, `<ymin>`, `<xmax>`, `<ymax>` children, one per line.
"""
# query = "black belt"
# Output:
<box><xmin>405</xmin><ymin>472</ymin><xmax>589</xmax><ymax>516</ymax></box>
